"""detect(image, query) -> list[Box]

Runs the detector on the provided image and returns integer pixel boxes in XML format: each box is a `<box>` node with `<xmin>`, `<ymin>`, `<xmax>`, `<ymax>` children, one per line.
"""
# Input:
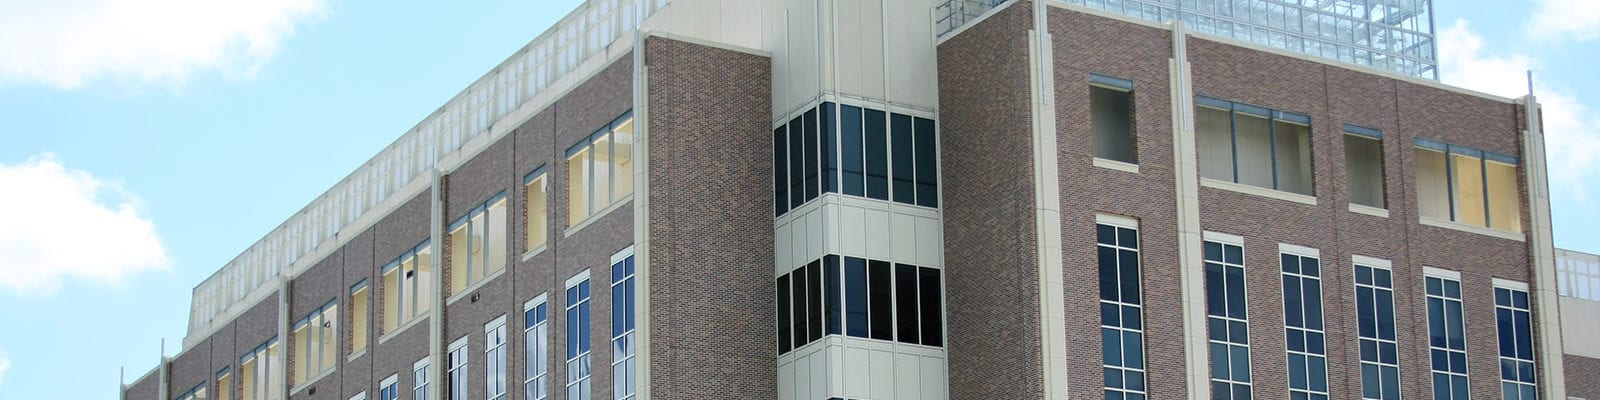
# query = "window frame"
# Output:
<box><xmin>1343</xmin><ymin>124</ymin><xmax>1387</xmax><ymax>211</ymax></box>
<box><xmin>290</xmin><ymin>299</ymin><xmax>339</xmax><ymax>389</ymax></box>
<box><xmin>379</xmin><ymin>240</ymin><xmax>433</xmax><ymax>338</ymax></box>
<box><xmin>524</xmin><ymin>166</ymin><xmax>550</xmax><ymax>256</ymax></box>
<box><xmin>1352</xmin><ymin>256</ymin><xmax>1402</xmax><ymax>400</ymax></box>
<box><xmin>1090</xmin><ymin>73</ymin><xmax>1138</xmax><ymax>166</ymax></box>
<box><xmin>1493</xmin><ymin>280</ymin><xmax>1537</xmax><ymax>400</ymax></box>
<box><xmin>1203</xmin><ymin>232</ymin><xmax>1253</xmax><ymax>400</ymax></box>
<box><xmin>565</xmin><ymin>112</ymin><xmax>636</xmax><ymax>228</ymax></box>
<box><xmin>1279</xmin><ymin>245</ymin><xmax>1328</xmax><ymax>400</ymax></box>
<box><xmin>448</xmin><ymin>191</ymin><xmax>509</xmax><ymax>300</ymax></box>
<box><xmin>524</xmin><ymin>294</ymin><xmax>551</xmax><ymax>400</ymax></box>
<box><xmin>413</xmin><ymin>357</ymin><xmax>431</xmax><ymax>400</ymax></box>
<box><xmin>1413</xmin><ymin>138</ymin><xmax>1522</xmax><ymax>234</ymax></box>
<box><xmin>447</xmin><ymin>336</ymin><xmax>469</xmax><ymax>400</ymax></box>
<box><xmin>1423</xmin><ymin>267</ymin><xmax>1470</xmax><ymax>400</ymax></box>
<box><xmin>378</xmin><ymin>374</ymin><xmax>398</xmax><ymax>400</ymax></box>
<box><xmin>1195</xmin><ymin>96</ymin><xmax>1316</xmax><ymax>196</ymax></box>
<box><xmin>611</xmin><ymin>248</ymin><xmax>638</xmax><ymax>400</ymax></box>
<box><xmin>564</xmin><ymin>270</ymin><xmax>593</xmax><ymax>400</ymax></box>
<box><xmin>349</xmin><ymin>279</ymin><xmax>370</xmax><ymax>357</ymax></box>
<box><xmin>485</xmin><ymin>315</ymin><xmax>509</xmax><ymax>400</ymax></box>
<box><xmin>1097</xmin><ymin>215</ymin><xmax>1147</xmax><ymax>399</ymax></box>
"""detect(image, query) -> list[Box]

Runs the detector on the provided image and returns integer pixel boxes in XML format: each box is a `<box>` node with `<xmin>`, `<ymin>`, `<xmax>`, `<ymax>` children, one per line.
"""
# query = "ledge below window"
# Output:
<box><xmin>1200</xmin><ymin>178</ymin><xmax>1317</xmax><ymax>206</ymax></box>
<box><xmin>1093</xmin><ymin>157</ymin><xmax>1139</xmax><ymax>174</ymax></box>
<box><xmin>1419</xmin><ymin>217</ymin><xmax>1526</xmax><ymax>242</ymax></box>
<box><xmin>1348</xmin><ymin>203</ymin><xmax>1390</xmax><ymax>218</ymax></box>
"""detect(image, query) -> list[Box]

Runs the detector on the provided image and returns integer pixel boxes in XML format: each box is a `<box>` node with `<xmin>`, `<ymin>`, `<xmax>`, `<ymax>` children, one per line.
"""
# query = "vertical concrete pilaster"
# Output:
<box><xmin>1519</xmin><ymin>96</ymin><xmax>1567</xmax><ymax>399</ymax></box>
<box><xmin>1028</xmin><ymin>1</ymin><xmax>1069</xmax><ymax>399</ymax></box>
<box><xmin>1167</xmin><ymin>20</ymin><xmax>1210</xmax><ymax>400</ymax></box>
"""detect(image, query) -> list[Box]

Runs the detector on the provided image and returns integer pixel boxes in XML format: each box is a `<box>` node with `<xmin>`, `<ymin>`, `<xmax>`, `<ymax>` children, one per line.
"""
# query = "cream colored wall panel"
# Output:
<box><xmin>891</xmin><ymin>213</ymin><xmax>917</xmax><ymax>262</ymax></box>
<box><xmin>777</xmin><ymin>221</ymin><xmax>792</xmax><ymax>274</ymax></box>
<box><xmin>790</xmin><ymin>213</ymin><xmax>808</xmax><ymax>269</ymax></box>
<box><xmin>865</xmin><ymin>209</ymin><xmax>891</xmax><ymax>260</ymax></box>
<box><xmin>810</xmin><ymin>350</ymin><xmax>829</xmax><ymax>399</ymax></box>
<box><xmin>781</xmin><ymin>0</ymin><xmax>822</xmax><ymax>117</ymax></box>
<box><xmin>808</xmin><ymin>208</ymin><xmax>826</xmax><ymax>262</ymax></box>
<box><xmin>916</xmin><ymin>216</ymin><xmax>941</xmax><ymax>267</ymax></box>
<box><xmin>869</xmin><ymin>350</ymin><xmax>896</xmax><ymax>399</ymax></box>
<box><xmin>883</xmin><ymin>0</ymin><xmax>937</xmax><ymax>109</ymax></box>
<box><xmin>834</xmin><ymin>0</ymin><xmax>863</xmax><ymax>99</ymax></box>
<box><xmin>856</xmin><ymin>0</ymin><xmax>887</xmax><ymax>100</ymax></box>
<box><xmin>841</xmin><ymin>206</ymin><xmax>867</xmax><ymax>256</ymax></box>
<box><xmin>1561</xmin><ymin>297</ymin><xmax>1600</xmax><ymax>358</ymax></box>
<box><xmin>778</xmin><ymin>362</ymin><xmax>794</xmax><ymax>400</ymax></box>
<box><xmin>844</xmin><ymin>347</ymin><xmax>871</xmax><ymax>398</ymax></box>
<box><xmin>894</xmin><ymin>353</ymin><xmax>921</xmax><ymax>400</ymax></box>
<box><xmin>921</xmin><ymin>356</ymin><xmax>948</xmax><ymax>400</ymax></box>
<box><xmin>828</xmin><ymin>345</ymin><xmax>845</xmax><ymax>395</ymax></box>
<box><xmin>824</xmin><ymin>202</ymin><xmax>841</xmax><ymax>256</ymax></box>
<box><xmin>796</xmin><ymin>354</ymin><xmax>812</xmax><ymax>400</ymax></box>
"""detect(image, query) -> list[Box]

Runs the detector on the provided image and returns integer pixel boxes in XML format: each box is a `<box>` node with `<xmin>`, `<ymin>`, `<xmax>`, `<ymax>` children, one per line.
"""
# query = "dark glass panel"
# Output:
<box><xmin>865</xmin><ymin>109</ymin><xmax>889</xmax><ymax>200</ymax></box>
<box><xmin>895</xmin><ymin>263</ymin><xmax>919</xmax><ymax>344</ymax></box>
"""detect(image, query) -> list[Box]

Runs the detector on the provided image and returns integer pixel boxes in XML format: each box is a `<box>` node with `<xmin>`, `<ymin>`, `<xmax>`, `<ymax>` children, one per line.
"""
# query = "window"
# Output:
<box><xmin>381</xmin><ymin>241</ymin><xmax>433</xmax><ymax>335</ymax></box>
<box><xmin>565</xmin><ymin>274</ymin><xmax>592</xmax><ymax>400</ymax></box>
<box><xmin>1281</xmin><ymin>250</ymin><xmax>1328</xmax><ymax>400</ymax></box>
<box><xmin>449</xmin><ymin>193</ymin><xmax>508</xmax><ymax>297</ymax></box>
<box><xmin>525</xmin><ymin>296</ymin><xmax>551</xmax><ymax>400</ymax></box>
<box><xmin>350</xmin><ymin>280</ymin><xmax>369</xmax><ymax>354</ymax></box>
<box><xmin>176</xmin><ymin>383</ymin><xmax>207</xmax><ymax>400</ymax></box>
<box><xmin>776</xmin><ymin>103</ymin><xmax>939</xmax><ymax>217</ymax></box>
<box><xmin>775</xmin><ymin>255</ymin><xmax>942</xmax><ymax>355</ymax></box>
<box><xmin>1426</xmin><ymin>272</ymin><xmax>1470</xmax><ymax>400</ymax></box>
<box><xmin>1354</xmin><ymin>260</ymin><xmax>1401</xmax><ymax>400</ymax></box>
<box><xmin>1091</xmin><ymin>74</ymin><xmax>1136</xmax><ymax>164</ymax></box>
<box><xmin>379</xmin><ymin>375</ymin><xmax>398</xmax><ymax>400</ymax></box>
<box><xmin>1415</xmin><ymin>138</ymin><xmax>1522</xmax><ymax>233</ymax></box>
<box><xmin>486</xmin><ymin>317</ymin><xmax>509</xmax><ymax>400</ymax></box>
<box><xmin>351</xmin><ymin>392</ymin><xmax>368</xmax><ymax>400</ymax></box>
<box><xmin>414</xmin><ymin>358</ymin><xmax>431</xmax><ymax>400</ymax></box>
<box><xmin>525</xmin><ymin>167</ymin><xmax>549</xmax><ymax>252</ymax></box>
<box><xmin>1097</xmin><ymin>221</ymin><xmax>1146</xmax><ymax>399</ymax></box>
<box><xmin>1204</xmin><ymin>238</ymin><xmax>1252</xmax><ymax>400</ymax></box>
<box><xmin>1196</xmin><ymin>96</ymin><xmax>1314</xmax><ymax>196</ymax></box>
<box><xmin>1344</xmin><ymin>125</ymin><xmax>1385</xmax><ymax>209</ymax></box>
<box><xmin>611</xmin><ymin>252</ymin><xmax>637</xmax><ymax>400</ymax></box>
<box><xmin>448</xmin><ymin>338</ymin><xmax>468</xmax><ymax>400</ymax></box>
<box><xmin>216</xmin><ymin>368</ymin><xmax>231</xmax><ymax>400</ymax></box>
<box><xmin>1495</xmin><ymin>284</ymin><xmax>1537</xmax><ymax>400</ymax></box>
<box><xmin>567</xmin><ymin>114</ymin><xmax>634</xmax><ymax>225</ymax></box>
<box><xmin>240</xmin><ymin>338</ymin><xmax>282</xmax><ymax>400</ymax></box>
<box><xmin>291</xmin><ymin>300</ymin><xmax>338</xmax><ymax>386</ymax></box>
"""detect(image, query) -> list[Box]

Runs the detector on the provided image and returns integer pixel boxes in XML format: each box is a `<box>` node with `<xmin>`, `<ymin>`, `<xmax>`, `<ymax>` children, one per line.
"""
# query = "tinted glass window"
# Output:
<box><xmin>822</xmin><ymin>103</ymin><xmax>838</xmax><ymax>193</ymax></box>
<box><xmin>918</xmin><ymin>267</ymin><xmax>942</xmax><ymax>346</ymax></box>
<box><xmin>804</xmin><ymin>109</ymin><xmax>820</xmax><ymax>201</ymax></box>
<box><xmin>914</xmin><ymin>117</ymin><xmax>938</xmax><ymax>207</ymax></box>
<box><xmin>895</xmin><ymin>263</ymin><xmax>919</xmax><ymax>344</ymax></box>
<box><xmin>807</xmin><ymin>261</ymin><xmax>824</xmax><ymax>342</ymax></box>
<box><xmin>891</xmin><ymin>113</ymin><xmax>915</xmax><ymax>205</ymax></box>
<box><xmin>864</xmin><ymin>109</ymin><xmax>889</xmax><ymax>200</ymax></box>
<box><xmin>773</xmin><ymin>126</ymin><xmax>787</xmax><ymax>216</ymax></box>
<box><xmin>841</xmin><ymin>105</ymin><xmax>864</xmax><ymax>197</ymax></box>
<box><xmin>868</xmin><ymin>260</ymin><xmax>893</xmax><ymax>340</ymax></box>
<box><xmin>845</xmin><ymin>257</ymin><xmax>868</xmax><ymax>338</ymax></box>
<box><xmin>791</xmin><ymin>269</ymin><xmax>806</xmax><ymax>349</ymax></box>
<box><xmin>826</xmin><ymin>256</ymin><xmax>841</xmax><ymax>335</ymax></box>
<box><xmin>789</xmin><ymin>116</ymin><xmax>804</xmax><ymax>207</ymax></box>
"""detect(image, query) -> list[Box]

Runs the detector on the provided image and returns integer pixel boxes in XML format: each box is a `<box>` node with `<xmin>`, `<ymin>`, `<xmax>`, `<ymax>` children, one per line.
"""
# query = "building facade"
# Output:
<box><xmin>124</xmin><ymin>1</ymin><xmax>1569</xmax><ymax>400</ymax></box>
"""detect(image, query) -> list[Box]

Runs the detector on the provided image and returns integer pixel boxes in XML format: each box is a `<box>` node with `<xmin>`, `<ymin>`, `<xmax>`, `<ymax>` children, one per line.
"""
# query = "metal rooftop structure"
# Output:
<box><xmin>938</xmin><ymin>0</ymin><xmax>1439</xmax><ymax>79</ymax></box>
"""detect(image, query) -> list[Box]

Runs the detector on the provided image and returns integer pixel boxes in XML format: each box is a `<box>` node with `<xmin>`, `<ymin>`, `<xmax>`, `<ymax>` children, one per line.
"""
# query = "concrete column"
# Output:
<box><xmin>1167</xmin><ymin>20</ymin><xmax>1210</xmax><ymax>400</ymax></box>
<box><xmin>1518</xmin><ymin>95</ymin><xmax>1567</xmax><ymax>399</ymax></box>
<box><xmin>429</xmin><ymin>167</ymin><xmax>445</xmax><ymax>400</ymax></box>
<box><xmin>1027</xmin><ymin>2</ymin><xmax>1070</xmax><ymax>400</ymax></box>
<box><xmin>630</xmin><ymin>27</ymin><xmax>654</xmax><ymax>400</ymax></box>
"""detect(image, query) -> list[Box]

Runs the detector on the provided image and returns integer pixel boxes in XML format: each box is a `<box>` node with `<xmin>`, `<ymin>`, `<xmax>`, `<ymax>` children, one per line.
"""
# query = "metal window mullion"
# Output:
<box><xmin>1444</xmin><ymin>148</ymin><xmax>1457</xmax><ymax>222</ymax></box>
<box><xmin>1229</xmin><ymin>109</ymin><xmax>1241</xmax><ymax>183</ymax></box>
<box><xmin>1269</xmin><ymin>116</ymin><xmax>1280</xmax><ymax>190</ymax></box>
<box><xmin>1479</xmin><ymin>157</ymin><xmax>1491</xmax><ymax>228</ymax></box>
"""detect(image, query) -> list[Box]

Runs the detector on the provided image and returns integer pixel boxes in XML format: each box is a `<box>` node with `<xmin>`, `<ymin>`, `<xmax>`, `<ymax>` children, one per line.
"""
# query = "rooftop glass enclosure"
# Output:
<box><xmin>936</xmin><ymin>0</ymin><xmax>1438</xmax><ymax>80</ymax></box>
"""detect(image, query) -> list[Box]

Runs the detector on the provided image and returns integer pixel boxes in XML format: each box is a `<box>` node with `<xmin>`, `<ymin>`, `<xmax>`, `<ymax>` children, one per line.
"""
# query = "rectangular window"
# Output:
<box><xmin>864</xmin><ymin>109</ymin><xmax>889</xmax><ymax>200</ymax></box>
<box><xmin>841</xmin><ymin>105</ymin><xmax>865</xmax><ymax>197</ymax></box>
<box><xmin>381</xmin><ymin>241</ymin><xmax>432</xmax><ymax>335</ymax></box>
<box><xmin>913</xmin><ymin>117</ymin><xmax>938</xmax><ymax>207</ymax></box>
<box><xmin>792</xmin><ymin>264</ymin><xmax>807</xmax><ymax>349</ymax></box>
<box><xmin>844</xmin><ymin>257</ymin><xmax>868</xmax><ymax>338</ymax></box>
<box><xmin>448</xmin><ymin>339</ymin><xmax>468</xmax><ymax>400</ymax></box>
<box><xmin>1205</xmin><ymin>238</ymin><xmax>1252</xmax><ymax>400</ymax></box>
<box><xmin>216</xmin><ymin>369</ymin><xmax>231</xmax><ymax>400</ymax></box>
<box><xmin>1195</xmin><ymin>97</ymin><xmax>1315</xmax><ymax>196</ymax></box>
<box><xmin>776</xmin><ymin>273</ymin><xmax>791</xmax><ymax>354</ymax></box>
<box><xmin>868</xmin><ymin>260</ymin><xmax>893</xmax><ymax>341</ymax></box>
<box><xmin>291</xmin><ymin>300</ymin><xmax>338</xmax><ymax>387</ymax></box>
<box><xmin>894</xmin><ymin>263</ymin><xmax>919</xmax><ymax>344</ymax></box>
<box><xmin>567</xmin><ymin>114</ymin><xmax>634</xmax><ymax>225</ymax></box>
<box><xmin>1495</xmin><ymin>285</ymin><xmax>1537</xmax><ymax>400</ymax></box>
<box><xmin>1426</xmin><ymin>273</ymin><xmax>1470</xmax><ymax>400</ymax></box>
<box><xmin>565</xmin><ymin>274</ymin><xmax>592</xmax><ymax>400</ymax></box>
<box><xmin>807</xmin><ymin>260</ymin><xmax>823</xmax><ymax>342</ymax></box>
<box><xmin>1281</xmin><ymin>251</ymin><xmax>1328</xmax><ymax>400</ymax></box>
<box><xmin>826</xmin><ymin>255</ymin><xmax>841</xmax><ymax>335</ymax></box>
<box><xmin>525</xmin><ymin>168</ymin><xmax>549</xmax><ymax>251</ymax></box>
<box><xmin>612</xmin><ymin>252</ymin><xmax>637</xmax><ymax>400</ymax></box>
<box><xmin>177</xmin><ymin>384</ymin><xmax>207</xmax><ymax>400</ymax></box>
<box><xmin>240</xmin><ymin>338</ymin><xmax>281</xmax><ymax>400</ymax></box>
<box><xmin>1098</xmin><ymin>222</ymin><xmax>1146</xmax><ymax>399</ymax></box>
<box><xmin>449</xmin><ymin>193</ymin><xmax>508</xmax><ymax>297</ymax></box>
<box><xmin>804</xmin><ymin>108</ymin><xmax>820</xmax><ymax>201</ymax></box>
<box><xmin>1415</xmin><ymin>139</ymin><xmax>1522</xmax><ymax>233</ymax></box>
<box><xmin>789</xmin><ymin>115</ymin><xmax>804</xmax><ymax>208</ymax></box>
<box><xmin>1091</xmin><ymin>75</ymin><xmax>1136</xmax><ymax>164</ymax></box>
<box><xmin>525</xmin><ymin>296</ymin><xmax>551</xmax><ymax>400</ymax></box>
<box><xmin>774</xmin><ymin>125</ymin><xmax>789</xmax><ymax>216</ymax></box>
<box><xmin>822</xmin><ymin>103</ymin><xmax>838</xmax><ymax>193</ymax></box>
<box><xmin>350</xmin><ymin>280</ymin><xmax>369</xmax><ymax>355</ymax></box>
<box><xmin>1345</xmin><ymin>127</ymin><xmax>1386</xmax><ymax>209</ymax></box>
<box><xmin>891</xmin><ymin>113</ymin><xmax>915</xmax><ymax>204</ymax></box>
<box><xmin>1354</xmin><ymin>261</ymin><xmax>1401</xmax><ymax>400</ymax></box>
<box><xmin>486</xmin><ymin>317</ymin><xmax>509</xmax><ymax>400</ymax></box>
<box><xmin>379</xmin><ymin>375</ymin><xmax>398</xmax><ymax>400</ymax></box>
<box><xmin>414</xmin><ymin>358</ymin><xmax>431</xmax><ymax>400</ymax></box>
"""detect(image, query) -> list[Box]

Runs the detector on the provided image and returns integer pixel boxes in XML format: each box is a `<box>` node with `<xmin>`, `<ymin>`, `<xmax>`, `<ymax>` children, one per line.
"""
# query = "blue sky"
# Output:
<box><xmin>0</xmin><ymin>0</ymin><xmax>1595</xmax><ymax>399</ymax></box>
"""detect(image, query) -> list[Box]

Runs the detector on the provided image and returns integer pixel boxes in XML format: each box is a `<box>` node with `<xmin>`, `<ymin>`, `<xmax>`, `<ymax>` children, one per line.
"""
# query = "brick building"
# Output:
<box><xmin>123</xmin><ymin>1</ymin><xmax>1576</xmax><ymax>400</ymax></box>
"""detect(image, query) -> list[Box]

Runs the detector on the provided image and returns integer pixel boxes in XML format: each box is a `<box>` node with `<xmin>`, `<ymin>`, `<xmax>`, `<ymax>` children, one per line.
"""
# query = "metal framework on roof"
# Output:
<box><xmin>938</xmin><ymin>0</ymin><xmax>1439</xmax><ymax>80</ymax></box>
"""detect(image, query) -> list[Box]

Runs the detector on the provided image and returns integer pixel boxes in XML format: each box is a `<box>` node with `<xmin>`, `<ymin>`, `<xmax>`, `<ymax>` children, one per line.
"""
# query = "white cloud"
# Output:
<box><xmin>1439</xmin><ymin>20</ymin><xmax>1600</xmax><ymax>203</ymax></box>
<box><xmin>0</xmin><ymin>0</ymin><xmax>326</xmax><ymax>89</ymax></box>
<box><xmin>0</xmin><ymin>154</ymin><xmax>169</xmax><ymax>296</ymax></box>
<box><xmin>0</xmin><ymin>352</ymin><xmax>10</xmax><ymax>385</ymax></box>
<box><xmin>1528</xmin><ymin>0</ymin><xmax>1600</xmax><ymax>41</ymax></box>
